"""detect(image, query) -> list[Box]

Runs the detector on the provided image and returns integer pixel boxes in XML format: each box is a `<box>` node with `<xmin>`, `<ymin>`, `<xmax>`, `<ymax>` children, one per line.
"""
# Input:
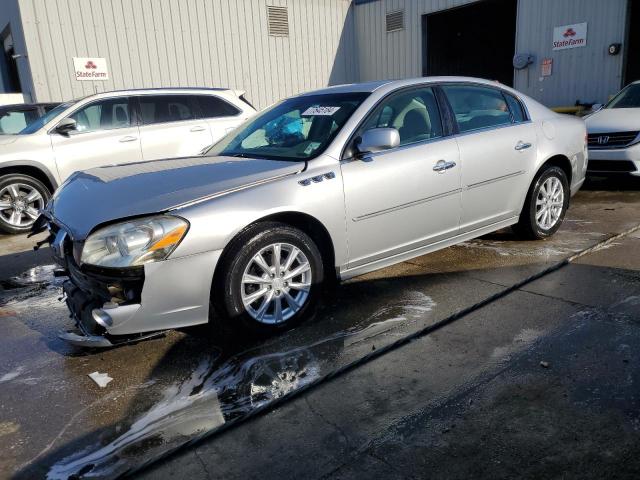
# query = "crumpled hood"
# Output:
<box><xmin>48</xmin><ymin>155</ymin><xmax>303</xmax><ymax>240</ymax></box>
<box><xmin>585</xmin><ymin>108</ymin><xmax>640</xmax><ymax>133</ymax></box>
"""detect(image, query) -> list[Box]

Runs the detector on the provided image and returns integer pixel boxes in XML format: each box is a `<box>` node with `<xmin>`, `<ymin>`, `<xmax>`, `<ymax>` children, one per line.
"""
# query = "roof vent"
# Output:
<box><xmin>386</xmin><ymin>10</ymin><xmax>404</xmax><ymax>33</ymax></box>
<box><xmin>267</xmin><ymin>6</ymin><xmax>289</xmax><ymax>36</ymax></box>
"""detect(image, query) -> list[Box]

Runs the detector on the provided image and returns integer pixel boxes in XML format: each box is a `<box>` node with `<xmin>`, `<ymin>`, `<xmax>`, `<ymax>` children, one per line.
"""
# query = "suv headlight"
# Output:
<box><xmin>81</xmin><ymin>215</ymin><xmax>189</xmax><ymax>268</ymax></box>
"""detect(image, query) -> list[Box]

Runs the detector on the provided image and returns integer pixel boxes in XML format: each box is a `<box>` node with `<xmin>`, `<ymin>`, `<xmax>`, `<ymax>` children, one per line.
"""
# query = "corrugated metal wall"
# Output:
<box><xmin>515</xmin><ymin>0</ymin><xmax>627</xmax><ymax>106</ymax></box>
<box><xmin>15</xmin><ymin>0</ymin><xmax>358</xmax><ymax>108</ymax></box>
<box><xmin>354</xmin><ymin>0</ymin><xmax>628</xmax><ymax>106</ymax></box>
<box><xmin>354</xmin><ymin>0</ymin><xmax>478</xmax><ymax>82</ymax></box>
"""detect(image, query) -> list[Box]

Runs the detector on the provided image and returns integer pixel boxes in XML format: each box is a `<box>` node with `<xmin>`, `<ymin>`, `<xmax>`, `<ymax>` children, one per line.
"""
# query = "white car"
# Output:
<box><xmin>585</xmin><ymin>81</ymin><xmax>640</xmax><ymax>176</ymax></box>
<box><xmin>0</xmin><ymin>88</ymin><xmax>255</xmax><ymax>233</ymax></box>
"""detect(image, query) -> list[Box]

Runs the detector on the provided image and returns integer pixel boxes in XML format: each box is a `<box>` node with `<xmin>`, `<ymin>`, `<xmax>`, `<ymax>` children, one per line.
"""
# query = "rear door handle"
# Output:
<box><xmin>433</xmin><ymin>160</ymin><xmax>457</xmax><ymax>173</ymax></box>
<box><xmin>190</xmin><ymin>126</ymin><xmax>206</xmax><ymax>132</ymax></box>
<box><xmin>515</xmin><ymin>141</ymin><xmax>532</xmax><ymax>151</ymax></box>
<box><xmin>119</xmin><ymin>136</ymin><xmax>137</xmax><ymax>143</ymax></box>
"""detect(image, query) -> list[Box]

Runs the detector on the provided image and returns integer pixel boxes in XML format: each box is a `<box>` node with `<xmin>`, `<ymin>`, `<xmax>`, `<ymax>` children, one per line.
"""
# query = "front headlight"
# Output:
<box><xmin>81</xmin><ymin>215</ymin><xmax>189</xmax><ymax>268</ymax></box>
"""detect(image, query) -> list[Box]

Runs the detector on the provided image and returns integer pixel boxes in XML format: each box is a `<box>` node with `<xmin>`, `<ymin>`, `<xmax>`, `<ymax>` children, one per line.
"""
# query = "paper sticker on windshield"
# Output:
<box><xmin>302</xmin><ymin>106</ymin><xmax>341</xmax><ymax>116</ymax></box>
<box><xmin>304</xmin><ymin>142</ymin><xmax>321</xmax><ymax>155</ymax></box>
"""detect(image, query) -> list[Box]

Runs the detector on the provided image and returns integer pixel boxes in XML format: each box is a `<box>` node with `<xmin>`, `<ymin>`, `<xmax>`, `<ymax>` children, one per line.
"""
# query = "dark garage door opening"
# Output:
<box><xmin>422</xmin><ymin>0</ymin><xmax>517</xmax><ymax>86</ymax></box>
<box><xmin>625</xmin><ymin>0</ymin><xmax>640</xmax><ymax>84</ymax></box>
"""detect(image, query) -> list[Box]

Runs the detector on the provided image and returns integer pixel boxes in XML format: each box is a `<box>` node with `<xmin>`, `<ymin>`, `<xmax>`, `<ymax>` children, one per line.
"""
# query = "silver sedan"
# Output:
<box><xmin>39</xmin><ymin>77</ymin><xmax>587</xmax><ymax>347</ymax></box>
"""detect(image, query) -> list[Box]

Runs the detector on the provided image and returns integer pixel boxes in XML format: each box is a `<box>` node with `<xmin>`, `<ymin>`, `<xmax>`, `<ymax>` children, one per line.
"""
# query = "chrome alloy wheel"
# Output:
<box><xmin>241</xmin><ymin>242</ymin><xmax>312</xmax><ymax>324</ymax></box>
<box><xmin>0</xmin><ymin>183</ymin><xmax>44</xmax><ymax>228</ymax></box>
<box><xmin>535</xmin><ymin>176</ymin><xmax>564</xmax><ymax>230</ymax></box>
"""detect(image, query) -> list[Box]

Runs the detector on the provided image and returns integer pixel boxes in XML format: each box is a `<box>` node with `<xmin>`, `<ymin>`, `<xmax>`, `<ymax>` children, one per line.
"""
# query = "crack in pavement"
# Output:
<box><xmin>304</xmin><ymin>396</ymin><xmax>353</xmax><ymax>450</ymax></box>
<box><xmin>193</xmin><ymin>448</ymin><xmax>213</xmax><ymax>480</ymax></box>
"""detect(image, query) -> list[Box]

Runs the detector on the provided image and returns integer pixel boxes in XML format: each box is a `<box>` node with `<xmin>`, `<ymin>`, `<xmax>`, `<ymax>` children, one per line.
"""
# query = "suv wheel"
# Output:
<box><xmin>214</xmin><ymin>222</ymin><xmax>324</xmax><ymax>334</ymax></box>
<box><xmin>0</xmin><ymin>174</ymin><xmax>50</xmax><ymax>234</ymax></box>
<box><xmin>514</xmin><ymin>166</ymin><xmax>569</xmax><ymax>240</ymax></box>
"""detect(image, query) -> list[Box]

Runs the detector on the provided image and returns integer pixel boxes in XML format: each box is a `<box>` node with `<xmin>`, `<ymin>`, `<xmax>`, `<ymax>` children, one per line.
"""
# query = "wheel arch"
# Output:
<box><xmin>536</xmin><ymin>154</ymin><xmax>572</xmax><ymax>185</ymax></box>
<box><xmin>211</xmin><ymin>211</ymin><xmax>338</xmax><ymax>298</ymax></box>
<box><xmin>0</xmin><ymin>161</ymin><xmax>58</xmax><ymax>194</ymax></box>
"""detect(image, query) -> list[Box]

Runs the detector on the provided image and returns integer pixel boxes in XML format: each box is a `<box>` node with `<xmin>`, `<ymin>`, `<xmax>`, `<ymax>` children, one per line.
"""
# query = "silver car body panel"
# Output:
<box><xmin>47</xmin><ymin>77</ymin><xmax>587</xmax><ymax>337</ymax></box>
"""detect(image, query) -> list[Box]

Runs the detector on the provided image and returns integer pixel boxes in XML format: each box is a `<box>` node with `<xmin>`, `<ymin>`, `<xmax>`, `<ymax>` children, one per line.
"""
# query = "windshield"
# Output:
<box><xmin>606</xmin><ymin>83</ymin><xmax>640</xmax><ymax>109</ymax></box>
<box><xmin>18</xmin><ymin>102</ymin><xmax>74</xmax><ymax>134</ymax></box>
<box><xmin>206</xmin><ymin>92</ymin><xmax>369</xmax><ymax>161</ymax></box>
<box><xmin>0</xmin><ymin>108</ymin><xmax>41</xmax><ymax>134</ymax></box>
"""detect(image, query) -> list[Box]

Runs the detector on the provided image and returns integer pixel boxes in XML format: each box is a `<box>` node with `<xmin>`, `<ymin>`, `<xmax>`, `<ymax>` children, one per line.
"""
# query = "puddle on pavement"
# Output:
<box><xmin>6</xmin><ymin>218</ymin><xmax>616</xmax><ymax>479</ymax></box>
<box><xmin>4</xmin><ymin>266</ymin><xmax>437</xmax><ymax>480</ymax></box>
<box><xmin>45</xmin><ymin>293</ymin><xmax>436</xmax><ymax>479</ymax></box>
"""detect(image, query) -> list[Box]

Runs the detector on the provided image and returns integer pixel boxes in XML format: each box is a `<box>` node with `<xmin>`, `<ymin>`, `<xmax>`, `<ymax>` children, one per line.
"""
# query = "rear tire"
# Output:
<box><xmin>213</xmin><ymin>222</ymin><xmax>324</xmax><ymax>336</ymax></box>
<box><xmin>513</xmin><ymin>166</ymin><xmax>569</xmax><ymax>240</ymax></box>
<box><xmin>0</xmin><ymin>174</ymin><xmax>50</xmax><ymax>235</ymax></box>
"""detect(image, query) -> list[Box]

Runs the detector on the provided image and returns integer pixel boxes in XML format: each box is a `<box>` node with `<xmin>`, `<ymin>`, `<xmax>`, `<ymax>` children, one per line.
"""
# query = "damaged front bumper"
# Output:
<box><xmin>38</xmin><ymin>217</ymin><xmax>222</xmax><ymax>347</ymax></box>
<box><xmin>60</xmin><ymin>279</ymin><xmax>165</xmax><ymax>348</ymax></box>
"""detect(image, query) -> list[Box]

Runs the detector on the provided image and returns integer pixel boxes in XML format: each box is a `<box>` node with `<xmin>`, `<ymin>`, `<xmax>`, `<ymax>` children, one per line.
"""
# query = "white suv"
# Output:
<box><xmin>0</xmin><ymin>88</ymin><xmax>256</xmax><ymax>233</ymax></box>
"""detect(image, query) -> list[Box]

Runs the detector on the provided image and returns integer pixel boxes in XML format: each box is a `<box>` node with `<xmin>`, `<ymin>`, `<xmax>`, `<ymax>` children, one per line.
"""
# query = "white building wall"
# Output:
<box><xmin>12</xmin><ymin>0</ymin><xmax>358</xmax><ymax>109</ymax></box>
<box><xmin>354</xmin><ymin>0</ymin><xmax>628</xmax><ymax>107</ymax></box>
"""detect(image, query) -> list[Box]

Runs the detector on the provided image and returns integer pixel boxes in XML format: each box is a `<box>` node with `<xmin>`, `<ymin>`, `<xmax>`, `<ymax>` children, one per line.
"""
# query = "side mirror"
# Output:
<box><xmin>55</xmin><ymin>118</ymin><xmax>77</xmax><ymax>136</ymax></box>
<box><xmin>591</xmin><ymin>103</ymin><xmax>603</xmax><ymax>112</ymax></box>
<box><xmin>356</xmin><ymin>128</ymin><xmax>400</xmax><ymax>156</ymax></box>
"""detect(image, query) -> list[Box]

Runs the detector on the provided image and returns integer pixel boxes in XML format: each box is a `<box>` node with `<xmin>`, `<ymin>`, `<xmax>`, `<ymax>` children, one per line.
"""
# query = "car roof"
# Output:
<box><xmin>0</xmin><ymin>102</ymin><xmax>60</xmax><ymax>110</ymax></box>
<box><xmin>299</xmin><ymin>80</ymin><xmax>394</xmax><ymax>96</ymax></box>
<box><xmin>298</xmin><ymin>76</ymin><xmax>515</xmax><ymax>97</ymax></box>
<box><xmin>86</xmin><ymin>87</ymin><xmax>235</xmax><ymax>99</ymax></box>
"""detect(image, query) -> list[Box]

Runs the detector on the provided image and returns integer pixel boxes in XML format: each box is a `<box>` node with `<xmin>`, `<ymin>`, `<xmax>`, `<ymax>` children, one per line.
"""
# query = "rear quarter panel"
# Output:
<box><xmin>533</xmin><ymin>113</ymin><xmax>587</xmax><ymax>195</ymax></box>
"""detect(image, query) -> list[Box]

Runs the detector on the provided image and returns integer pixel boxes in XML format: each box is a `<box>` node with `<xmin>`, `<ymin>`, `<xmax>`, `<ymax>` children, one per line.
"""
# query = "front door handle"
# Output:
<box><xmin>515</xmin><ymin>141</ymin><xmax>532</xmax><ymax>151</ymax></box>
<box><xmin>119</xmin><ymin>135</ymin><xmax>137</xmax><ymax>143</ymax></box>
<box><xmin>190</xmin><ymin>126</ymin><xmax>206</xmax><ymax>132</ymax></box>
<box><xmin>433</xmin><ymin>160</ymin><xmax>457</xmax><ymax>173</ymax></box>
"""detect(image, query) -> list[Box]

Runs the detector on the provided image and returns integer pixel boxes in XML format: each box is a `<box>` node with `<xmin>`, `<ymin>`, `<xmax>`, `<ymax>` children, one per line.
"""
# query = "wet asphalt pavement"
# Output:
<box><xmin>0</xmin><ymin>177</ymin><xmax>639</xmax><ymax>479</ymax></box>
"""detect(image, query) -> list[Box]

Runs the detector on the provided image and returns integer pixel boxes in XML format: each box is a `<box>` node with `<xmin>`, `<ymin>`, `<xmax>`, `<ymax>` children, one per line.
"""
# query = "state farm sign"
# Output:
<box><xmin>72</xmin><ymin>57</ymin><xmax>109</xmax><ymax>81</ymax></box>
<box><xmin>552</xmin><ymin>22</ymin><xmax>587</xmax><ymax>51</ymax></box>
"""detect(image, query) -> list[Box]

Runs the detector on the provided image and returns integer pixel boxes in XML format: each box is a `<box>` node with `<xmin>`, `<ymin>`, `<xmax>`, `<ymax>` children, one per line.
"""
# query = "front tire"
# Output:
<box><xmin>0</xmin><ymin>174</ymin><xmax>50</xmax><ymax>235</ymax></box>
<box><xmin>214</xmin><ymin>222</ymin><xmax>324</xmax><ymax>335</ymax></box>
<box><xmin>514</xmin><ymin>166</ymin><xmax>569</xmax><ymax>240</ymax></box>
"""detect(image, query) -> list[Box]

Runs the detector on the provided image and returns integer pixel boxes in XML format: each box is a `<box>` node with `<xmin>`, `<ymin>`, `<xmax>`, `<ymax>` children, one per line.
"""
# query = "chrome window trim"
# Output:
<box><xmin>466</xmin><ymin>170</ymin><xmax>526</xmax><ymax>189</ymax></box>
<box><xmin>453</xmin><ymin>119</ymin><xmax>533</xmax><ymax>139</ymax></box>
<box><xmin>353</xmin><ymin>187</ymin><xmax>462</xmax><ymax>222</ymax></box>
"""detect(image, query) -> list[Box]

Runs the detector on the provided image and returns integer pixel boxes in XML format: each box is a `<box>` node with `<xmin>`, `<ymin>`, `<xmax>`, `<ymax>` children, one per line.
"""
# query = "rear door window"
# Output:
<box><xmin>195</xmin><ymin>95</ymin><xmax>240</xmax><ymax>118</ymax></box>
<box><xmin>442</xmin><ymin>85</ymin><xmax>512</xmax><ymax>133</ymax></box>
<box><xmin>503</xmin><ymin>92</ymin><xmax>526</xmax><ymax>123</ymax></box>
<box><xmin>138</xmin><ymin>95</ymin><xmax>197</xmax><ymax>125</ymax></box>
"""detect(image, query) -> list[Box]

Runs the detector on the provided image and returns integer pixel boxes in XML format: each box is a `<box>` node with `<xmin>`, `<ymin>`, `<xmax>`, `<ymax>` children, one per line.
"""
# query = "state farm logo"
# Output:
<box><xmin>74</xmin><ymin>58</ymin><xmax>108</xmax><ymax>80</ymax></box>
<box><xmin>553</xmin><ymin>24</ymin><xmax>586</xmax><ymax>50</ymax></box>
